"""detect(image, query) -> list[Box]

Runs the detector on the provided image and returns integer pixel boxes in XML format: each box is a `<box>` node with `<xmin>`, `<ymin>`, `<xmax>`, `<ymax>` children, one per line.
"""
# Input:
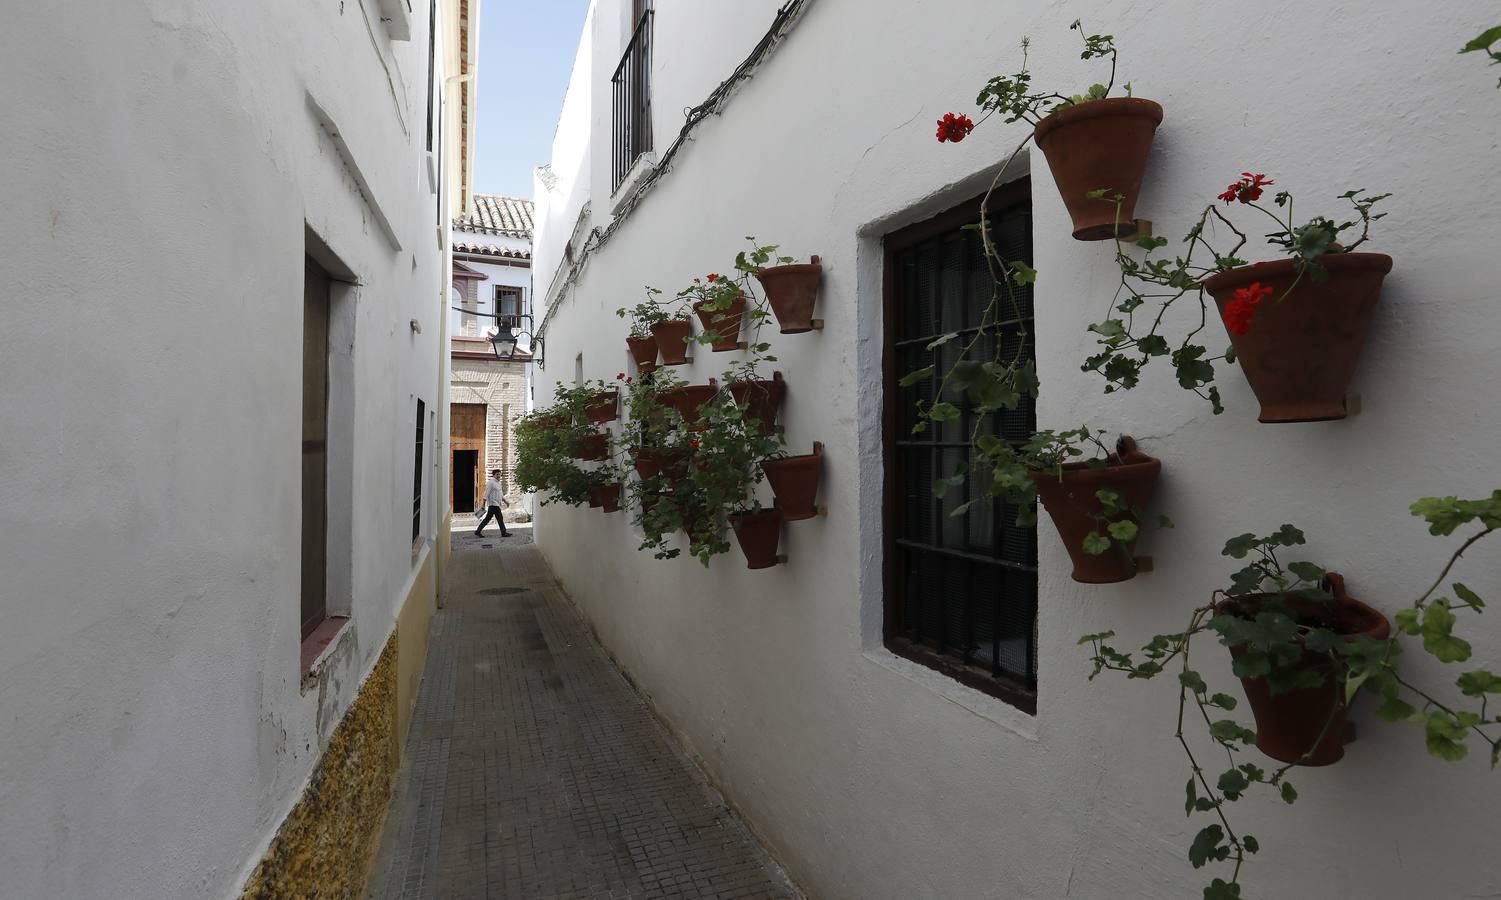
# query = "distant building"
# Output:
<box><xmin>449</xmin><ymin>195</ymin><xmax>535</xmax><ymax>519</ymax></box>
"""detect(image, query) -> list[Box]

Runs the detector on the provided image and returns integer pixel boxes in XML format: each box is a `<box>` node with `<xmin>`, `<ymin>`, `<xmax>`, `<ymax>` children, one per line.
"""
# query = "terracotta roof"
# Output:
<box><xmin>455</xmin><ymin>195</ymin><xmax>534</xmax><ymax>238</ymax></box>
<box><xmin>453</xmin><ymin>242</ymin><xmax>532</xmax><ymax>260</ymax></box>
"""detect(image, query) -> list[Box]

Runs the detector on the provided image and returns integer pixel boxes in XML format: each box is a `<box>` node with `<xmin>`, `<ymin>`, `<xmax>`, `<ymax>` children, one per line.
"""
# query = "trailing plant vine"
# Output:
<box><xmin>1080</xmin><ymin>491</ymin><xmax>1501</xmax><ymax>898</ymax></box>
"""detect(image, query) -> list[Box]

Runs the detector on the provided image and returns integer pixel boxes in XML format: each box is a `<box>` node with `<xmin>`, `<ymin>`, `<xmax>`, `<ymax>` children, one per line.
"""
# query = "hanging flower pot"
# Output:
<box><xmin>1218</xmin><ymin>574</ymin><xmax>1390</xmax><ymax>766</ymax></box>
<box><xmin>665</xmin><ymin>381</ymin><xmax>718</xmax><ymax>430</ymax></box>
<box><xmin>693</xmin><ymin>292</ymin><xmax>745</xmax><ymax>352</ymax></box>
<box><xmin>585</xmin><ymin>389</ymin><xmax>619</xmax><ymax>424</ymax></box>
<box><xmin>589</xmin><ymin>482</ymin><xmax>622</xmax><ymax>513</ymax></box>
<box><xmin>755</xmin><ymin>257</ymin><xmax>822</xmax><ymax>334</ymax></box>
<box><xmin>1028</xmin><ymin>436</ymin><xmax>1161</xmax><ymax>584</ymax></box>
<box><xmin>730</xmin><ymin>506</ymin><xmax>784</xmax><ymax>569</ymax></box>
<box><xmin>1033</xmin><ymin>97</ymin><xmax>1163</xmax><ymax>241</ymax></box>
<box><xmin>761</xmin><ymin>441</ymin><xmax>822</xmax><ymax>521</ymax></box>
<box><xmin>632</xmin><ymin>446</ymin><xmax>689</xmax><ymax>480</ymax></box>
<box><xmin>1203</xmin><ymin>253</ymin><xmax>1392</xmax><ymax>423</ymax></box>
<box><xmin>650</xmin><ymin>318</ymin><xmax>694</xmax><ymax>366</ymax></box>
<box><xmin>728</xmin><ymin>371</ymin><xmax>786</xmax><ymax>434</ymax></box>
<box><xmin>572</xmin><ymin>431</ymin><xmax>609</xmax><ymax>461</ymax></box>
<box><xmin>626</xmin><ymin>336</ymin><xmax>659</xmax><ymax>373</ymax></box>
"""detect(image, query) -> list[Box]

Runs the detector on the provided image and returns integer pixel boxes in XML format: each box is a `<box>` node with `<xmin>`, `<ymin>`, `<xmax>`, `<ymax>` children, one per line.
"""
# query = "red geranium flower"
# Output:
<box><xmin>1217</xmin><ymin>172</ymin><xmax>1275</xmax><ymax>205</ymax></box>
<box><xmin>1223</xmin><ymin>281</ymin><xmax>1273</xmax><ymax>335</ymax></box>
<box><xmin>616</xmin><ymin>372</ymin><xmax>626</xmax><ymax>380</ymax></box>
<box><xmin>690</xmin><ymin>439</ymin><xmax>701</xmax><ymax>450</ymax></box>
<box><xmin>707</xmin><ymin>273</ymin><xmax>721</xmax><ymax>282</ymax></box>
<box><xmin>935</xmin><ymin>112</ymin><xmax>975</xmax><ymax>143</ymax></box>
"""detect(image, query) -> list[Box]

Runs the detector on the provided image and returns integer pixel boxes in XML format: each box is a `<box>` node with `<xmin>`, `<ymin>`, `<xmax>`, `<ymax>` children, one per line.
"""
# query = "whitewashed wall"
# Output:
<box><xmin>0</xmin><ymin>0</ymin><xmax>452</xmax><ymax>896</ymax></box>
<box><xmin>532</xmin><ymin>1</ymin><xmax>1501</xmax><ymax>898</ymax></box>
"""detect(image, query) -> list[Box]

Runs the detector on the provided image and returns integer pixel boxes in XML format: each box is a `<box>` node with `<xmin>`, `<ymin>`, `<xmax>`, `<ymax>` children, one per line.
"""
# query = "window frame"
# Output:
<box><xmin>412</xmin><ymin>398</ymin><xmax>426</xmax><ymax>544</ymax></box>
<box><xmin>880</xmin><ymin>179</ymin><xmax>1038</xmax><ymax>715</ymax></box>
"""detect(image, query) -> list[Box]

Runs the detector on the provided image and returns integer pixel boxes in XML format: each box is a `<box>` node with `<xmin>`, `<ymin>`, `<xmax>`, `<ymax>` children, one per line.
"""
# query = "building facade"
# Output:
<box><xmin>0</xmin><ymin>0</ymin><xmax>479</xmax><ymax>896</ymax></box>
<box><xmin>449</xmin><ymin>195</ymin><xmax>535</xmax><ymax>519</ymax></box>
<box><xmin>529</xmin><ymin>2</ymin><xmax>1501</xmax><ymax>899</ymax></box>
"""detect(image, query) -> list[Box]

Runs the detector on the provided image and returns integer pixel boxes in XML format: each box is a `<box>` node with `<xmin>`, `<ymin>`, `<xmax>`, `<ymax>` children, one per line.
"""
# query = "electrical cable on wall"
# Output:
<box><xmin>531</xmin><ymin>0</ymin><xmax>817</xmax><ymax>360</ymax></box>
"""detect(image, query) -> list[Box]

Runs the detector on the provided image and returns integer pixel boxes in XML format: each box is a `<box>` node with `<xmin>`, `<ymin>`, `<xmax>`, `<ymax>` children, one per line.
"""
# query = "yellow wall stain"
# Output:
<box><xmin>239</xmin><ymin>636</ymin><xmax>398</xmax><ymax>900</ymax></box>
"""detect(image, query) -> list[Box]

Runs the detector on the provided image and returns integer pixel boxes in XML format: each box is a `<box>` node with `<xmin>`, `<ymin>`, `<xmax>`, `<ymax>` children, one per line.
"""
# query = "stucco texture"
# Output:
<box><xmin>240</xmin><ymin>635</ymin><xmax>398</xmax><ymax>900</ymax></box>
<box><xmin>529</xmin><ymin>1</ymin><xmax>1501</xmax><ymax>898</ymax></box>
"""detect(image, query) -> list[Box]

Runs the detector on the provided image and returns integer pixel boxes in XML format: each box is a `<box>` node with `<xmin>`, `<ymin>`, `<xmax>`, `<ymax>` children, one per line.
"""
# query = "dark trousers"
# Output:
<box><xmin>475</xmin><ymin>505</ymin><xmax>509</xmax><ymax>535</ymax></box>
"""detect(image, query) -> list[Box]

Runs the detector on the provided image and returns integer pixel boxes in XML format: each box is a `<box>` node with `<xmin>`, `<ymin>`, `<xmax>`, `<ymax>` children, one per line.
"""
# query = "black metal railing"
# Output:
<box><xmin>612</xmin><ymin>10</ymin><xmax>654</xmax><ymax>190</ymax></box>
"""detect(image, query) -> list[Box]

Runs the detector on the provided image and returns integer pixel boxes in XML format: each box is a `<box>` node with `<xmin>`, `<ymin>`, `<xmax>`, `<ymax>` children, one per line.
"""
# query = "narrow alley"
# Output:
<box><xmin>365</xmin><ymin>522</ymin><xmax>800</xmax><ymax>900</ymax></box>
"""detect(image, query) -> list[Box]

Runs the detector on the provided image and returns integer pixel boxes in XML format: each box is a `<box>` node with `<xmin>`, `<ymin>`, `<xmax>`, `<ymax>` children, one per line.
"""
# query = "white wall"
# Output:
<box><xmin>530</xmin><ymin>1</ymin><xmax>1501</xmax><ymax>898</ymax></box>
<box><xmin>532</xmin><ymin>2</ymin><xmax>596</xmax><ymax>300</ymax></box>
<box><xmin>0</xmin><ymin>0</ymin><xmax>451</xmax><ymax>896</ymax></box>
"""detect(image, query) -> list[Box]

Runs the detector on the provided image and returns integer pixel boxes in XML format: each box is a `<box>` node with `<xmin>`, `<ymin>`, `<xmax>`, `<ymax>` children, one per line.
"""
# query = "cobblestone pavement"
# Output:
<box><xmin>366</xmin><ymin>522</ymin><xmax>800</xmax><ymax>900</ymax></box>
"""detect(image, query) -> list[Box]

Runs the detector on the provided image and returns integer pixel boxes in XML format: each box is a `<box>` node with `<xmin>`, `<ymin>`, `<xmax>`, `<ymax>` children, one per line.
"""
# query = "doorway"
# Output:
<box><xmin>453</xmin><ymin>449</ymin><xmax>479</xmax><ymax>514</ymax></box>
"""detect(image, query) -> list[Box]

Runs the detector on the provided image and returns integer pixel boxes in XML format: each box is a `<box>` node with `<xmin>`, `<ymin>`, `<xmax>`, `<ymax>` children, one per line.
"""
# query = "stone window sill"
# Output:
<box><xmin>301</xmin><ymin>616</ymin><xmax>352</xmax><ymax>678</ymax></box>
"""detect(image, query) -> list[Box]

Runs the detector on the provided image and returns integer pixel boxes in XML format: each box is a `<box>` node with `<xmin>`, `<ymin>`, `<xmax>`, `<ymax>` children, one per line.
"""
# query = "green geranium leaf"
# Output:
<box><xmin>1425</xmin><ymin>712</ymin><xmax>1470</xmax><ymax>762</ymax></box>
<box><xmin>1188</xmin><ymin>825</ymin><xmax>1228</xmax><ymax>869</ymax></box>
<box><xmin>1216</xmin><ymin>768</ymin><xmax>1249</xmax><ymax>801</ymax></box>
<box><xmin>1460</xmin><ymin>26</ymin><xmax>1501</xmax><ymax>53</ymax></box>
<box><xmin>1107</xmin><ymin>520</ymin><xmax>1139</xmax><ymax>542</ymax></box>
<box><xmin>1008</xmin><ymin>260</ymin><xmax>1038</xmax><ymax>286</ymax></box>
<box><xmin>928</xmin><ymin>402</ymin><xmax>961</xmax><ymax>423</ymax></box>
<box><xmin>1184</xmin><ymin>777</ymin><xmax>1197</xmax><ymax>816</ymax></box>
<box><xmin>1204</xmin><ymin>879</ymin><xmax>1242</xmax><ymax>900</ymax></box>
<box><xmin>1287</xmin><ymin>561</ymin><xmax>1325</xmax><ymax>582</ymax></box>
<box><xmin>1422</xmin><ymin>602</ymin><xmax>1473</xmax><ymax>663</ymax></box>
<box><xmin>1457</xmin><ymin>670</ymin><xmax>1501</xmax><ymax>697</ymax></box>
<box><xmin>926</xmin><ymin>332</ymin><xmax>960</xmax><ymax>350</ymax></box>
<box><xmin>1454</xmin><ymin>582</ymin><xmax>1485</xmax><ymax>611</ymax></box>
<box><xmin>1082</xmin><ymin>532</ymin><xmax>1111</xmax><ymax>556</ymax></box>
<box><xmin>1395</xmin><ymin>608</ymin><xmax>1421</xmax><ymax>636</ymax></box>
<box><xmin>1077</xmin><ymin>630</ymin><xmax>1116</xmax><ymax>644</ymax></box>
<box><xmin>1179</xmin><ymin>670</ymin><xmax>1207</xmax><ymax>694</ymax></box>
<box><xmin>898</xmin><ymin>366</ymin><xmax>935</xmax><ymax>387</ymax></box>
<box><xmin>1280</xmin><ymin>781</ymin><xmax>1297</xmax><ymax>804</ymax></box>
<box><xmin>1222</xmin><ymin>533</ymin><xmax>1258</xmax><ymax>559</ymax></box>
<box><xmin>1374</xmin><ymin>694</ymin><xmax>1419</xmax><ymax>723</ymax></box>
<box><xmin>1207</xmin><ymin>692</ymin><xmax>1238</xmax><ymax>710</ymax></box>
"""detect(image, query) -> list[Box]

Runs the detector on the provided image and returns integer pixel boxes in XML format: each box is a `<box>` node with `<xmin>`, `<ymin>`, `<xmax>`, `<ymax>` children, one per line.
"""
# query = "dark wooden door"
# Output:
<box><xmin>302</xmin><ymin>259</ymin><xmax>331</xmax><ymax>639</ymax></box>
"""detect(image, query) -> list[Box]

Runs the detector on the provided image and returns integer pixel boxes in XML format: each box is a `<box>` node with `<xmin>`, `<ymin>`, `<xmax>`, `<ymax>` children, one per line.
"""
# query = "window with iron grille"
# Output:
<box><xmin>611</xmin><ymin>8</ymin><xmax>653</xmax><ymax>190</ymax></box>
<box><xmin>412</xmin><ymin>398</ymin><xmax>426</xmax><ymax>543</ymax></box>
<box><xmin>494</xmin><ymin>286</ymin><xmax>523</xmax><ymax>329</ymax></box>
<box><xmin>883</xmin><ymin>180</ymin><xmax>1038</xmax><ymax>713</ymax></box>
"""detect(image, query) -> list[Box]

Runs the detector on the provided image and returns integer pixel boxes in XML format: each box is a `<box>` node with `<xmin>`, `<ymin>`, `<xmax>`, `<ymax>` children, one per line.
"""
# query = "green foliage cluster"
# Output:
<box><xmin>514</xmin><ymin>379</ymin><xmax>619</xmax><ymax>506</ymax></box>
<box><xmin>974</xmin><ymin>21</ymin><xmax>1127</xmax><ymax>127</ymax></box>
<box><xmin>1081</xmin><ymin>494</ymin><xmax>1501</xmax><ymax>897</ymax></box>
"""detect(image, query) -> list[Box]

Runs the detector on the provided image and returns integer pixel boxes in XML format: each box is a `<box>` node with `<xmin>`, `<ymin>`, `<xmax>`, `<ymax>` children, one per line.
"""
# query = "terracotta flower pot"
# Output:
<box><xmin>585</xmin><ymin>390</ymin><xmax>619</xmax><ymax>424</ymax></box>
<box><xmin>1033</xmin><ymin>97</ymin><xmax>1163</xmax><ymax>241</ymax></box>
<box><xmin>730</xmin><ymin>507</ymin><xmax>784</xmax><ymax>569</ymax></box>
<box><xmin>666</xmin><ymin>381</ymin><xmax>718</xmax><ymax>429</ymax></box>
<box><xmin>589</xmin><ymin>483</ymin><xmax>622</xmax><ymax>513</ymax></box>
<box><xmin>572</xmin><ymin>431</ymin><xmax>609</xmax><ymax>461</ymax></box>
<box><xmin>632</xmin><ymin>446</ymin><xmax>689</xmax><ymax>480</ymax></box>
<box><xmin>728</xmin><ymin>372</ymin><xmax>786</xmax><ymax>434</ymax></box>
<box><xmin>1027</xmin><ymin>436</ymin><xmax>1161</xmax><ymax>583</ymax></box>
<box><xmin>1203</xmin><ymin>253</ymin><xmax>1392</xmax><ymax>423</ymax></box>
<box><xmin>755</xmin><ymin>258</ymin><xmax>822</xmax><ymax>334</ymax></box>
<box><xmin>761</xmin><ymin>441</ymin><xmax>822</xmax><ymax>521</ymax></box>
<box><xmin>694</xmin><ymin>293</ymin><xmax>745</xmax><ymax>352</ymax></box>
<box><xmin>626</xmin><ymin>336</ymin><xmax>659</xmax><ymax>373</ymax></box>
<box><xmin>1220</xmin><ymin>574</ymin><xmax>1390</xmax><ymax>766</ymax></box>
<box><xmin>650</xmin><ymin>318</ymin><xmax>694</xmax><ymax>366</ymax></box>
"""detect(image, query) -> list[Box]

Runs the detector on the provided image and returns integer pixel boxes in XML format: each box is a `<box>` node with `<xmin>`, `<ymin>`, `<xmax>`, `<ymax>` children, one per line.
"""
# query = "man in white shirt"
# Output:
<box><xmin>475</xmin><ymin>469</ymin><xmax>511</xmax><ymax>538</ymax></box>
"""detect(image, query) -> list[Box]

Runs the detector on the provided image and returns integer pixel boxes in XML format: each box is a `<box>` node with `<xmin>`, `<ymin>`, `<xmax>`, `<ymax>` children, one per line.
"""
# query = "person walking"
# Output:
<box><xmin>475</xmin><ymin>469</ymin><xmax>511</xmax><ymax>537</ymax></box>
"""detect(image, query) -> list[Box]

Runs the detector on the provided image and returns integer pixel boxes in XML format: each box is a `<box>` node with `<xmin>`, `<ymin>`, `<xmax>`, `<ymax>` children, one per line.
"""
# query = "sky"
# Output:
<box><xmin>472</xmin><ymin>0</ymin><xmax>592</xmax><ymax>200</ymax></box>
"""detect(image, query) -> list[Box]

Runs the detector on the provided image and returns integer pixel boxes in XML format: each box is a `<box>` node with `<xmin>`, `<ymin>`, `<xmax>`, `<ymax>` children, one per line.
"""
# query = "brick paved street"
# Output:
<box><xmin>366</xmin><ymin>522</ymin><xmax>800</xmax><ymax>900</ymax></box>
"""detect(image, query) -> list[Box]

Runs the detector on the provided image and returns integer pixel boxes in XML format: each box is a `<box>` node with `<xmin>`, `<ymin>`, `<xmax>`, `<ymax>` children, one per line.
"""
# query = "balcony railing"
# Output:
<box><xmin>611</xmin><ymin>10</ymin><xmax>653</xmax><ymax>191</ymax></box>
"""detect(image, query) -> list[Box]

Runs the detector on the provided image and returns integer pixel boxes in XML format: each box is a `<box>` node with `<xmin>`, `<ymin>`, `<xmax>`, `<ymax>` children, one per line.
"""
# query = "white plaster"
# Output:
<box><xmin>0</xmin><ymin>0</ymin><xmax>453</xmax><ymax>895</ymax></box>
<box><xmin>530</xmin><ymin>2</ymin><xmax>1501</xmax><ymax>898</ymax></box>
